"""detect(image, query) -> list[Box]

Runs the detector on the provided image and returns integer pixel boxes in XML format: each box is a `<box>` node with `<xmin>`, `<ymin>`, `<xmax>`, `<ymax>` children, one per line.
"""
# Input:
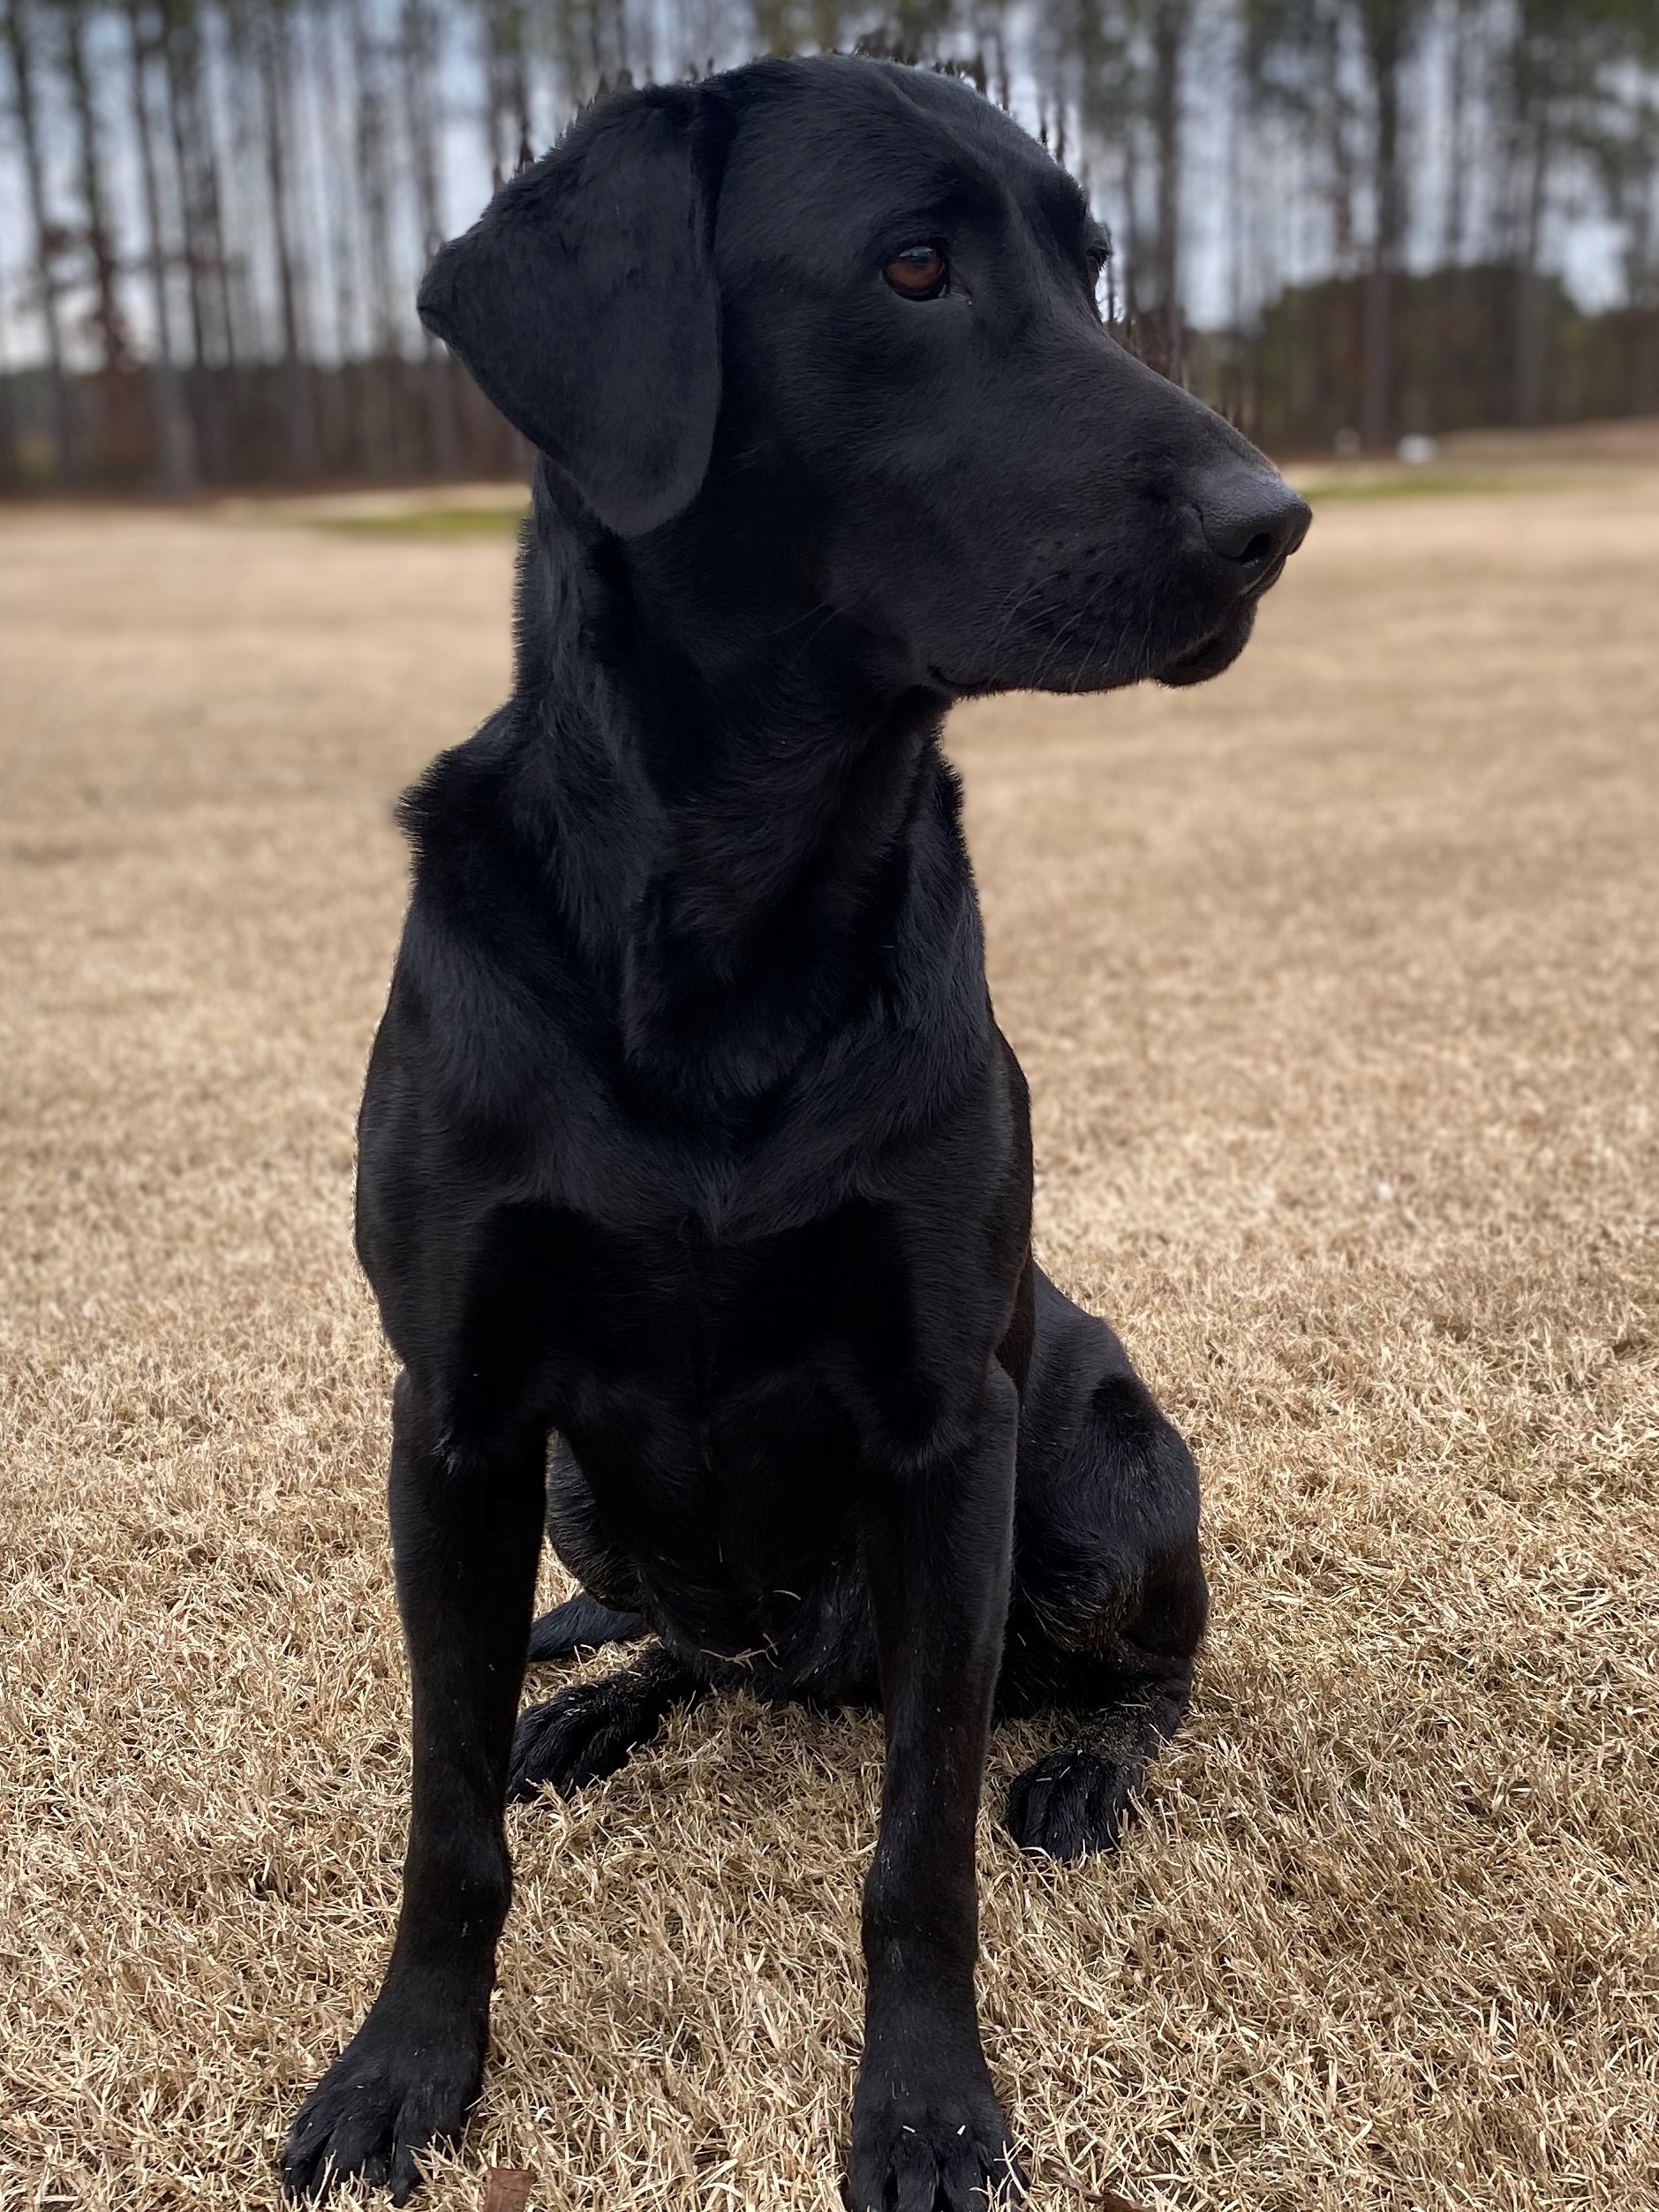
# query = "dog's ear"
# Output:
<box><xmin>418</xmin><ymin>86</ymin><xmax>727</xmax><ymax>538</ymax></box>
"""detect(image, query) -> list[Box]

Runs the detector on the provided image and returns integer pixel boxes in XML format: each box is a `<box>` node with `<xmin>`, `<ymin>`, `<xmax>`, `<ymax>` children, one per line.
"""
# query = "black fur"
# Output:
<box><xmin>282</xmin><ymin>54</ymin><xmax>1308</xmax><ymax>2210</ymax></box>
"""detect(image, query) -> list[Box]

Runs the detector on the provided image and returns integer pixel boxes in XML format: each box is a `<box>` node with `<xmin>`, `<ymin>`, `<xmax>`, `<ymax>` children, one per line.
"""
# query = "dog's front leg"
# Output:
<box><xmin>848</xmin><ymin>1364</ymin><xmax>1022</xmax><ymax>2211</ymax></box>
<box><xmin>283</xmin><ymin>1371</ymin><xmax>546</xmax><ymax>2203</ymax></box>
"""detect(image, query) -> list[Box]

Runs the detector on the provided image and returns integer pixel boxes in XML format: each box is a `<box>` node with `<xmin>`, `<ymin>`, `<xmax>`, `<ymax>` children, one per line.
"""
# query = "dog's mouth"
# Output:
<box><xmin>926</xmin><ymin>663</ymin><xmax>994</xmax><ymax>699</ymax></box>
<box><xmin>1154</xmin><ymin>600</ymin><xmax>1258</xmax><ymax>688</ymax></box>
<box><xmin>931</xmin><ymin>544</ymin><xmax>1293</xmax><ymax>699</ymax></box>
<box><xmin>931</xmin><ymin>605</ymin><xmax>1253</xmax><ymax>697</ymax></box>
<box><xmin>1156</xmin><ymin>542</ymin><xmax>1294</xmax><ymax>687</ymax></box>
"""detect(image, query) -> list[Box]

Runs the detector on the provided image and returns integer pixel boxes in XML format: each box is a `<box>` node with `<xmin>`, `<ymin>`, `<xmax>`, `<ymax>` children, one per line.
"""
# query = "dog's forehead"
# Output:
<box><xmin>719</xmin><ymin>59</ymin><xmax>1084</xmax><ymax>259</ymax></box>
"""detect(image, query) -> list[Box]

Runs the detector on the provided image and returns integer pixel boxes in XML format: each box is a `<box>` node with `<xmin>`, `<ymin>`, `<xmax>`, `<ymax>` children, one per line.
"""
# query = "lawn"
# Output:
<box><xmin>2</xmin><ymin>464</ymin><xmax>1655</xmax><ymax>2210</ymax></box>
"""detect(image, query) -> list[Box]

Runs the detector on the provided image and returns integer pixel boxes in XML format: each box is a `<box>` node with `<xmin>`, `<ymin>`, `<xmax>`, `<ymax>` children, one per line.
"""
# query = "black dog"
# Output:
<box><xmin>282</xmin><ymin>54</ymin><xmax>1308</xmax><ymax>2210</ymax></box>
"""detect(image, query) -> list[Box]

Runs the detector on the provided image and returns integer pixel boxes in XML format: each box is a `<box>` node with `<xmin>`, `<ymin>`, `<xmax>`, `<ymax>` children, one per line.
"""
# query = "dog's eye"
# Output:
<box><xmin>884</xmin><ymin>245</ymin><xmax>947</xmax><ymax>300</ymax></box>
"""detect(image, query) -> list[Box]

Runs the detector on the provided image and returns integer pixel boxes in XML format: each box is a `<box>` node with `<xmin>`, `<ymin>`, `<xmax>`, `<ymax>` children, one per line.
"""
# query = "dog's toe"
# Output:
<box><xmin>1005</xmin><ymin>1747</ymin><xmax>1139</xmax><ymax>1861</ymax></box>
<box><xmin>508</xmin><ymin>1676</ymin><xmax>650</xmax><ymax>1801</ymax></box>
<box><xmin>844</xmin><ymin>2080</ymin><xmax>1023</xmax><ymax>2211</ymax></box>
<box><xmin>283</xmin><ymin>2012</ymin><xmax>481</xmax><ymax>2202</ymax></box>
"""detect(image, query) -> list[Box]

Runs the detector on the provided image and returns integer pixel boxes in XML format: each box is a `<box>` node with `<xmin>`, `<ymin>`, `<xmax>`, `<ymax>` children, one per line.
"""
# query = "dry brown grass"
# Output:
<box><xmin>2</xmin><ymin>472</ymin><xmax>1656</xmax><ymax>2212</ymax></box>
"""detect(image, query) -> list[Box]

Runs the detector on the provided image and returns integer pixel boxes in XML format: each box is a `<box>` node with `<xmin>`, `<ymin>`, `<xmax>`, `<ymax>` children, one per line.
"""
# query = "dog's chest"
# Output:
<box><xmin>493</xmin><ymin>1198</ymin><xmax>933</xmax><ymax>1657</ymax></box>
<box><xmin>476</xmin><ymin>1195</ymin><xmax>937</xmax><ymax>1442</ymax></box>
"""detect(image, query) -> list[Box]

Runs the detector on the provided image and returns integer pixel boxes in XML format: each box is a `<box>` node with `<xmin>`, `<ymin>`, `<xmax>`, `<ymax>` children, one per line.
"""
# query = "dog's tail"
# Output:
<box><xmin>527</xmin><ymin>1591</ymin><xmax>647</xmax><ymax>1662</ymax></box>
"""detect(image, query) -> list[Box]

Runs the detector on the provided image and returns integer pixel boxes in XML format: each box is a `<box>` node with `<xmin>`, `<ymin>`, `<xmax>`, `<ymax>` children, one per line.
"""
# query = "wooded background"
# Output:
<box><xmin>2</xmin><ymin>0</ymin><xmax>1656</xmax><ymax>493</ymax></box>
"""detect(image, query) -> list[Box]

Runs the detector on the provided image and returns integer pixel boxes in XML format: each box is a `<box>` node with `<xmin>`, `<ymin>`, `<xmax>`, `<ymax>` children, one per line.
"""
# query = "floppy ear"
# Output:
<box><xmin>418</xmin><ymin>86</ymin><xmax>726</xmax><ymax>539</ymax></box>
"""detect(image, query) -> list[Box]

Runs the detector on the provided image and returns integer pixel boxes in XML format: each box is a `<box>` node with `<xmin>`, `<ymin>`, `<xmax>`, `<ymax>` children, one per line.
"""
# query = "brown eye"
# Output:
<box><xmin>884</xmin><ymin>244</ymin><xmax>946</xmax><ymax>299</ymax></box>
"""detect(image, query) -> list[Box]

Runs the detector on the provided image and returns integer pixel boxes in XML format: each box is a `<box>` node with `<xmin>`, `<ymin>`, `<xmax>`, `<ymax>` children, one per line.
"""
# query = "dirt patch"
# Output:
<box><xmin>2</xmin><ymin>478</ymin><xmax>1655</xmax><ymax>2210</ymax></box>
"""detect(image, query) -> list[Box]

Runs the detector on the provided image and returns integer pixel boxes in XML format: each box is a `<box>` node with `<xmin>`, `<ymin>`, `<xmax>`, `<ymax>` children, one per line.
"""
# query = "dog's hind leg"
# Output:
<box><xmin>530</xmin><ymin>1434</ymin><xmax>649</xmax><ymax>1663</ymax></box>
<box><xmin>526</xmin><ymin>1590</ymin><xmax>647</xmax><ymax>1661</ymax></box>
<box><xmin>1000</xmin><ymin>1266</ymin><xmax>1209</xmax><ymax>1862</ymax></box>
<box><xmin>509</xmin><ymin>1644</ymin><xmax>702</xmax><ymax>1801</ymax></box>
<box><xmin>1002</xmin><ymin>1648</ymin><xmax>1197</xmax><ymax>1861</ymax></box>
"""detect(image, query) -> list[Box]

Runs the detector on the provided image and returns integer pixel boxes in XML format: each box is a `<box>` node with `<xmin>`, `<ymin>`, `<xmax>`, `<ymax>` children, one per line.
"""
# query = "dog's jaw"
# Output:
<box><xmin>1154</xmin><ymin>598</ymin><xmax>1260</xmax><ymax>688</ymax></box>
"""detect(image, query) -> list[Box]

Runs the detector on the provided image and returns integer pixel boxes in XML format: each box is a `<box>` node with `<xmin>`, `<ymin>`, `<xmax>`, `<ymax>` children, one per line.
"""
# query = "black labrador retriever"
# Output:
<box><xmin>283</xmin><ymin>52</ymin><xmax>1308</xmax><ymax>2211</ymax></box>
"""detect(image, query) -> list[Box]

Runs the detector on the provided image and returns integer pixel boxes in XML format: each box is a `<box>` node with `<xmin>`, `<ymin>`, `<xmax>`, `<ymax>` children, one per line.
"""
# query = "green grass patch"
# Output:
<box><xmin>1299</xmin><ymin>468</ymin><xmax>1591</xmax><ymax>503</ymax></box>
<box><xmin>315</xmin><ymin>503</ymin><xmax>529</xmax><ymax>539</ymax></box>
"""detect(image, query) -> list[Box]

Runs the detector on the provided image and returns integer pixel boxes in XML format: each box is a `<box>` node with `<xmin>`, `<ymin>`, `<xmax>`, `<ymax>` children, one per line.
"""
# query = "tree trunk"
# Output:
<box><xmin>1441</xmin><ymin>0</ymin><xmax>1473</xmax><ymax>267</ymax></box>
<box><xmin>1148</xmin><ymin>0</ymin><xmax>1190</xmax><ymax>381</ymax></box>
<box><xmin>1325</xmin><ymin>40</ymin><xmax>1356</xmax><ymax>269</ymax></box>
<box><xmin>1120</xmin><ymin>132</ymin><xmax>1144</xmax><ymax>344</ymax></box>
<box><xmin>316</xmin><ymin>0</ymin><xmax>372</xmax><ymax>475</ymax></box>
<box><xmin>1223</xmin><ymin>23</ymin><xmax>1250</xmax><ymax>434</ymax></box>
<box><xmin>348</xmin><ymin>0</ymin><xmax>402</xmax><ymax>477</ymax></box>
<box><xmin>1360</xmin><ymin>4</ymin><xmax>1404</xmax><ymax>450</ymax></box>
<box><xmin>61</xmin><ymin>0</ymin><xmax>132</xmax><ymax>377</ymax></box>
<box><xmin>259</xmin><ymin>0</ymin><xmax>321</xmax><ymax>476</ymax></box>
<box><xmin>126</xmin><ymin>0</ymin><xmax>196</xmax><ymax>492</ymax></box>
<box><xmin>483</xmin><ymin>0</ymin><xmax>532</xmax><ymax>186</ymax></box>
<box><xmin>505</xmin><ymin>0</ymin><xmax>532</xmax><ymax>161</ymax></box>
<box><xmin>402</xmin><ymin>0</ymin><xmax>461</xmax><ymax>476</ymax></box>
<box><xmin>162</xmin><ymin>0</ymin><xmax>234</xmax><ymax>479</ymax></box>
<box><xmin>0</xmin><ymin>262</ymin><xmax>23</xmax><ymax>487</ymax></box>
<box><xmin>1630</xmin><ymin>149</ymin><xmax>1659</xmax><ymax>413</ymax></box>
<box><xmin>990</xmin><ymin>20</ymin><xmax>1010</xmax><ymax>111</ymax></box>
<box><xmin>2</xmin><ymin>0</ymin><xmax>79</xmax><ymax>483</ymax></box>
<box><xmin>1512</xmin><ymin>104</ymin><xmax>1551</xmax><ymax>426</ymax></box>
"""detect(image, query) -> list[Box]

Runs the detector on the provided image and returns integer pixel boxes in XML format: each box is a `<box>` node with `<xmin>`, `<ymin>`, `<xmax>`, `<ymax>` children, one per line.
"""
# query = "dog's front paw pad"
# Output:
<box><xmin>846</xmin><ymin>2091</ymin><xmax>1023</xmax><ymax>2211</ymax></box>
<box><xmin>282</xmin><ymin>2021</ymin><xmax>481</xmax><ymax>2203</ymax></box>
<box><xmin>508</xmin><ymin>1677</ymin><xmax>645</xmax><ymax>1801</ymax></box>
<box><xmin>1005</xmin><ymin>1747</ymin><xmax>1138</xmax><ymax>1861</ymax></box>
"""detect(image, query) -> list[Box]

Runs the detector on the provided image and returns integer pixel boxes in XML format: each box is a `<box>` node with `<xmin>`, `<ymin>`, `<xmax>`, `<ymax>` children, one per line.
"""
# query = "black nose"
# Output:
<box><xmin>1194</xmin><ymin>469</ymin><xmax>1311</xmax><ymax>584</ymax></box>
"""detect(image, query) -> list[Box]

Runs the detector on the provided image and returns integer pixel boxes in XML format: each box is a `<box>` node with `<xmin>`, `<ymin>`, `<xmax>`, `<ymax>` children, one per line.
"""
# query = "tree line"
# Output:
<box><xmin>1</xmin><ymin>0</ymin><xmax>1656</xmax><ymax>492</ymax></box>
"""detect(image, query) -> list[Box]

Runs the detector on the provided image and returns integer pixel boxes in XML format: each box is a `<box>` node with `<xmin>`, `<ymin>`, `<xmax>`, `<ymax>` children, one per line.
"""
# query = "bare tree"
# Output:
<box><xmin>401</xmin><ymin>0</ymin><xmax>460</xmax><ymax>473</ymax></box>
<box><xmin>57</xmin><ymin>0</ymin><xmax>133</xmax><ymax>386</ymax></box>
<box><xmin>1502</xmin><ymin>0</ymin><xmax>1559</xmax><ymax>424</ymax></box>
<box><xmin>2</xmin><ymin>0</ymin><xmax>79</xmax><ymax>481</ymax></box>
<box><xmin>1147</xmin><ymin>0</ymin><xmax>1192</xmax><ymax>377</ymax></box>
<box><xmin>1357</xmin><ymin>0</ymin><xmax>1424</xmax><ymax>449</ymax></box>
<box><xmin>257</xmin><ymin>0</ymin><xmax>322</xmax><ymax>474</ymax></box>
<box><xmin>0</xmin><ymin>259</ymin><xmax>23</xmax><ymax>484</ymax></box>
<box><xmin>346</xmin><ymin>0</ymin><xmax>403</xmax><ymax>474</ymax></box>
<box><xmin>1441</xmin><ymin>0</ymin><xmax>1479</xmax><ymax>266</ymax></box>
<box><xmin>3</xmin><ymin>0</ymin><xmax>1659</xmax><ymax>487</ymax></box>
<box><xmin>126</xmin><ymin>0</ymin><xmax>196</xmax><ymax>489</ymax></box>
<box><xmin>161</xmin><ymin>0</ymin><xmax>233</xmax><ymax>478</ymax></box>
<box><xmin>481</xmin><ymin>0</ymin><xmax>534</xmax><ymax>185</ymax></box>
<box><xmin>1066</xmin><ymin>0</ymin><xmax>1144</xmax><ymax>330</ymax></box>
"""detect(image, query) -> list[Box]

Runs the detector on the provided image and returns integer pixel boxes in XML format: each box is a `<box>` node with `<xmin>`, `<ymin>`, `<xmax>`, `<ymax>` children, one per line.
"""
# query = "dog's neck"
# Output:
<box><xmin>511</xmin><ymin>464</ymin><xmax>950</xmax><ymax>962</ymax></box>
<box><xmin>497</xmin><ymin>464</ymin><xmax>977</xmax><ymax>1123</ymax></box>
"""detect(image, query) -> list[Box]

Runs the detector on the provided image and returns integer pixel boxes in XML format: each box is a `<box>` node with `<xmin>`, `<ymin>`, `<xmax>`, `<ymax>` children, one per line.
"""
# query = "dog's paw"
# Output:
<box><xmin>844</xmin><ymin>2071</ymin><xmax>1023</xmax><ymax>2212</ymax></box>
<box><xmin>508</xmin><ymin>1674</ymin><xmax>652</xmax><ymax>1801</ymax></box>
<box><xmin>282</xmin><ymin>2007</ymin><xmax>484</xmax><ymax>2203</ymax></box>
<box><xmin>1005</xmin><ymin>1747</ymin><xmax>1139</xmax><ymax>1861</ymax></box>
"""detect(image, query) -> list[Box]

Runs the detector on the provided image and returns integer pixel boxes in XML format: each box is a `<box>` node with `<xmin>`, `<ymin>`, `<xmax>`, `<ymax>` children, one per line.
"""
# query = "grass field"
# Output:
<box><xmin>3</xmin><ymin>457</ymin><xmax>1656</xmax><ymax>2212</ymax></box>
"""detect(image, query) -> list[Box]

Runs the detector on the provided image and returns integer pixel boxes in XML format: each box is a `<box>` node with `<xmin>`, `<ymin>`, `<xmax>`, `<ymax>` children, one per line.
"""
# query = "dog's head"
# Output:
<box><xmin>419</xmin><ymin>57</ymin><xmax>1308</xmax><ymax>698</ymax></box>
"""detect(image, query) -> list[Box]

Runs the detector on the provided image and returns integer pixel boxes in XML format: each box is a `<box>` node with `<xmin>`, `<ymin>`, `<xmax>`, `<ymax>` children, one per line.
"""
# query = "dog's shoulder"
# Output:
<box><xmin>392</xmin><ymin>709</ymin><xmax>590</xmax><ymax>1007</ymax></box>
<box><xmin>367</xmin><ymin>710</ymin><xmax>593</xmax><ymax>1134</ymax></box>
<box><xmin>396</xmin><ymin>709</ymin><xmax>526</xmax><ymax>914</ymax></box>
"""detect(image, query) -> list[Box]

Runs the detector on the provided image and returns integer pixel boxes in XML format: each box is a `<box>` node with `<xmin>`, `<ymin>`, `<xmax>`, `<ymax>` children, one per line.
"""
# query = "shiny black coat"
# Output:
<box><xmin>283</xmin><ymin>54</ymin><xmax>1307</xmax><ymax>2212</ymax></box>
